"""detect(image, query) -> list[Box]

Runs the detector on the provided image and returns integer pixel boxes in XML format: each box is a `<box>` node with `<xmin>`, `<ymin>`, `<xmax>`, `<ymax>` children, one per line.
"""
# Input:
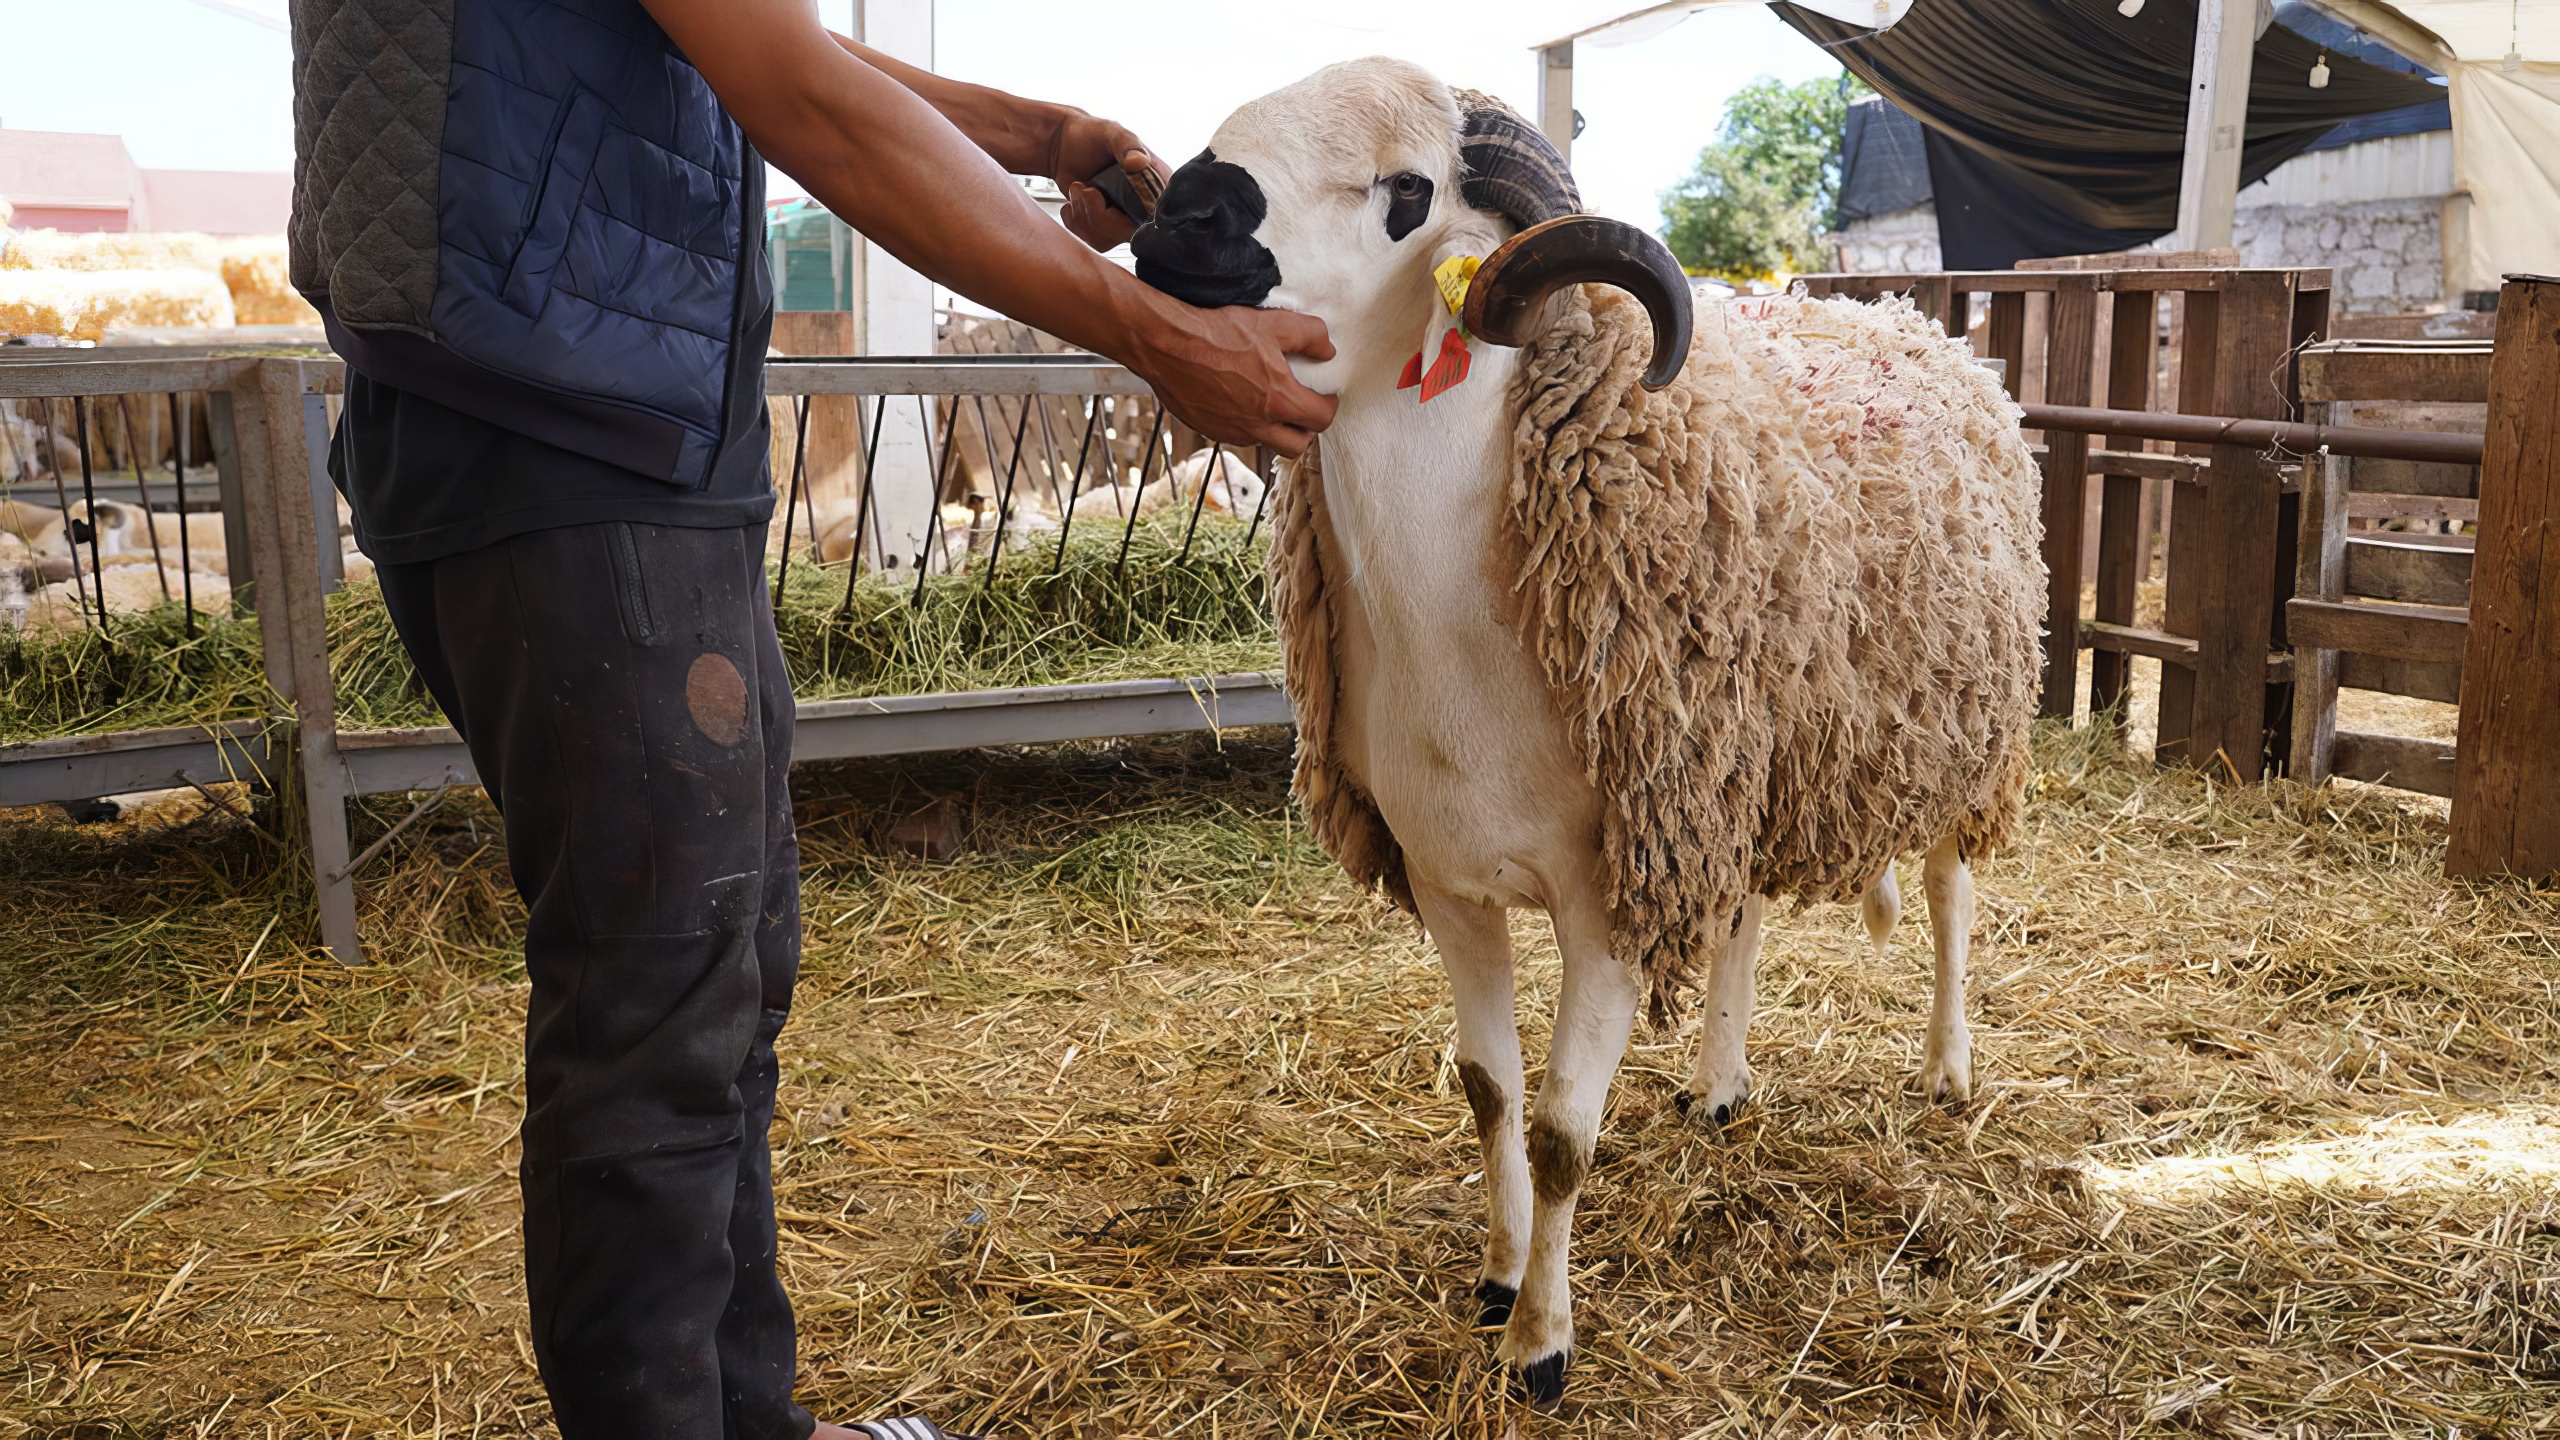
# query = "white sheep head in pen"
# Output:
<box><xmin>1132</xmin><ymin>58</ymin><xmax>2043</xmax><ymax>1411</ymax></box>
<box><xmin>1131</xmin><ymin>58</ymin><xmax>1691</xmax><ymax>400</ymax></box>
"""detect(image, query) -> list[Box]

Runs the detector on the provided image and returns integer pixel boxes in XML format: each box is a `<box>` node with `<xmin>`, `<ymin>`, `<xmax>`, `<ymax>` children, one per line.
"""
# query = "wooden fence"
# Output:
<box><xmin>1801</xmin><ymin>264</ymin><xmax>2334</xmax><ymax>781</ymax></box>
<box><xmin>1803</xmin><ymin>267</ymin><xmax>2560</xmax><ymax>882</ymax></box>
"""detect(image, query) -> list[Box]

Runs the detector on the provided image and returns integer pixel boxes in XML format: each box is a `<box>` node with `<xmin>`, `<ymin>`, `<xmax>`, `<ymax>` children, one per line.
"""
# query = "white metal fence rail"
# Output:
<box><xmin>0</xmin><ymin>351</ymin><xmax>1289</xmax><ymax>963</ymax></box>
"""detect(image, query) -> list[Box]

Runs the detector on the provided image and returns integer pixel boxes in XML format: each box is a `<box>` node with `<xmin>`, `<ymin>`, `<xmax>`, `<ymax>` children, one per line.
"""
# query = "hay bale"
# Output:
<box><xmin>0</xmin><ymin>268</ymin><xmax>236</xmax><ymax>342</ymax></box>
<box><xmin>0</xmin><ymin>229</ymin><xmax>226</xmax><ymax>273</ymax></box>
<box><xmin>217</xmin><ymin>238</ymin><xmax>319</xmax><ymax>326</ymax></box>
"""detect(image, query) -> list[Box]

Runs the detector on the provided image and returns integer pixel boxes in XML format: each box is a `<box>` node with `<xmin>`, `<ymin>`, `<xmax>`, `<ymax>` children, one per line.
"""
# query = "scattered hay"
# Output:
<box><xmin>0</xmin><ymin>520</ymin><xmax>1276</xmax><ymax>743</ymax></box>
<box><xmin>3</xmin><ymin>720</ymin><xmax>2557</xmax><ymax>1435</ymax></box>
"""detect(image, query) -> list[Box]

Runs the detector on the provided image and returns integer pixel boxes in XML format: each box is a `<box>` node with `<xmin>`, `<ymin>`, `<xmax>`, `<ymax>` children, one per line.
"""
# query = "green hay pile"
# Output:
<box><xmin>0</xmin><ymin>518</ymin><xmax>1278</xmax><ymax>744</ymax></box>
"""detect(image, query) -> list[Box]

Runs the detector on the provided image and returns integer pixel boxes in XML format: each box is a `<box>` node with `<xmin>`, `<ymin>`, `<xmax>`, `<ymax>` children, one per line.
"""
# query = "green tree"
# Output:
<box><xmin>1660</xmin><ymin>75</ymin><xmax>1859</xmax><ymax>282</ymax></box>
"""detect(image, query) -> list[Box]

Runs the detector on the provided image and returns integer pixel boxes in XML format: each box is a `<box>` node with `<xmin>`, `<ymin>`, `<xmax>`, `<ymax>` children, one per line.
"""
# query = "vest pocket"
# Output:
<box><xmin>501</xmin><ymin>87</ymin><xmax>610</xmax><ymax>317</ymax></box>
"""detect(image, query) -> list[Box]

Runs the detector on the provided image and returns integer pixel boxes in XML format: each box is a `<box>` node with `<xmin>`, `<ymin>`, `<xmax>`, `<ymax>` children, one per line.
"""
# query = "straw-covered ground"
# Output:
<box><xmin>4</xmin><ymin>719</ymin><xmax>2558</xmax><ymax>1438</ymax></box>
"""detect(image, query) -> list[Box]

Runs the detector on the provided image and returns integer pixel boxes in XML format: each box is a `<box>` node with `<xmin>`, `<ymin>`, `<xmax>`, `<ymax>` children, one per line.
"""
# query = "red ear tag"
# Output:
<box><xmin>1418</xmin><ymin>325</ymin><xmax>1472</xmax><ymax>403</ymax></box>
<box><xmin>1396</xmin><ymin>349</ymin><xmax>1424</xmax><ymax>390</ymax></box>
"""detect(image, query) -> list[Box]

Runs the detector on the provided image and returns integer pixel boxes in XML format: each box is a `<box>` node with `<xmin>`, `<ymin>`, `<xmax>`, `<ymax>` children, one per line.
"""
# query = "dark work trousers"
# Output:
<box><xmin>376</xmin><ymin>521</ymin><xmax>813</xmax><ymax>1440</ymax></box>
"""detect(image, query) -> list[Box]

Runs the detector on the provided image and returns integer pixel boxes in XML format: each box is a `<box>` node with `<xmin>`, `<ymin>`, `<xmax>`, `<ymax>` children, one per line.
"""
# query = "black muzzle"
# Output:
<box><xmin>1131</xmin><ymin>149</ymin><xmax>1282</xmax><ymax>310</ymax></box>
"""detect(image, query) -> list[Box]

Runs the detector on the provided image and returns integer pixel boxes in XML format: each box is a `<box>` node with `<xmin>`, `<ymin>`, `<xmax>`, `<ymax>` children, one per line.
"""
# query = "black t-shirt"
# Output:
<box><xmin>330</xmin><ymin>370</ymin><xmax>774</xmax><ymax>567</ymax></box>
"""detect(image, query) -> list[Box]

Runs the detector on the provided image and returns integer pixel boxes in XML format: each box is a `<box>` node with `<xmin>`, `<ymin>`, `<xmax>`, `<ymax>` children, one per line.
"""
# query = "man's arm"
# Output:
<box><xmin>639</xmin><ymin>0</ymin><xmax>1336</xmax><ymax>454</ymax></box>
<box><xmin>829</xmin><ymin>33</ymin><xmax>1156</xmax><ymax>251</ymax></box>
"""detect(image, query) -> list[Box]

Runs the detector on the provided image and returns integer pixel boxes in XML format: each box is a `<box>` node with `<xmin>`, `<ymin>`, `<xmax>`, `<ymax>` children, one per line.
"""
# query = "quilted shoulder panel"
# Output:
<box><xmin>291</xmin><ymin>0</ymin><xmax>454</xmax><ymax>334</ymax></box>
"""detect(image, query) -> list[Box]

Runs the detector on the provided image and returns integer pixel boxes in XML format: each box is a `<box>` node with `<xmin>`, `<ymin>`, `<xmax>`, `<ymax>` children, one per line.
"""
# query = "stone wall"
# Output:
<box><xmin>1831</xmin><ymin>204</ymin><xmax>1941</xmax><ymax>275</ymax></box>
<box><xmin>2232</xmin><ymin>196</ymin><xmax>2443</xmax><ymax>313</ymax></box>
<box><xmin>1831</xmin><ymin>196</ymin><xmax>2444</xmax><ymax>314</ymax></box>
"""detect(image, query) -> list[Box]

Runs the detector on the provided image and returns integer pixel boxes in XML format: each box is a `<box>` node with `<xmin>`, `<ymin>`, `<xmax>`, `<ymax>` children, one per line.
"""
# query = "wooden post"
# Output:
<box><xmin>205</xmin><ymin>389</ymin><xmax>259</xmax><ymax>618</ymax></box>
<box><xmin>239</xmin><ymin>358</ymin><xmax>363</xmax><ymax>963</ymax></box>
<box><xmin>2263</xmin><ymin>282</ymin><xmax>2332</xmax><ymax>769</ymax></box>
<box><xmin>2448</xmin><ymin>275</ymin><xmax>2560</xmax><ymax>880</ymax></box>
<box><xmin>1538</xmin><ymin>42</ymin><xmax>1575</xmax><ymax>161</ymax></box>
<box><xmin>2176</xmin><ymin>0</ymin><xmax>2256</xmax><ymax>252</ymax></box>
<box><xmin>2289</xmin><ymin>425</ymin><xmax>2350</xmax><ymax>784</ymax></box>
<box><xmin>2185</xmin><ymin>271</ymin><xmax>2300</xmax><ymax>780</ymax></box>
<box><xmin>220</xmin><ymin>373</ymin><xmax>296</xmax><ymax>704</ymax></box>
<box><xmin>1911</xmin><ymin>275</ymin><xmax>1953</xmax><ymax>335</ymax></box>
<box><xmin>2037</xmin><ymin>275</ymin><xmax>2099</xmax><ymax>718</ymax></box>
<box><xmin>2092</xmin><ymin>287</ymin><xmax>2159</xmax><ymax>719</ymax></box>
<box><xmin>1987</xmin><ymin>292</ymin><xmax>2027</xmax><ymax>400</ymax></box>
<box><xmin>2156</xmin><ymin>288</ymin><xmax>2218</xmax><ymax>764</ymax></box>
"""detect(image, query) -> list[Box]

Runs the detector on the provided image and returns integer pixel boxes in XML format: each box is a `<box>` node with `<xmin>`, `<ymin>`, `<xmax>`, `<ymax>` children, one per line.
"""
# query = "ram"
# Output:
<box><xmin>1132</xmin><ymin>59</ymin><xmax>2043</xmax><ymax>1405</ymax></box>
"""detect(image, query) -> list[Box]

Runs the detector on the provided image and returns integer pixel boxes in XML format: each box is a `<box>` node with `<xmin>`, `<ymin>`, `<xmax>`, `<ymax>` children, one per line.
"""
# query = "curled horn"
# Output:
<box><xmin>1453</xmin><ymin>91</ymin><xmax>1694</xmax><ymax>391</ymax></box>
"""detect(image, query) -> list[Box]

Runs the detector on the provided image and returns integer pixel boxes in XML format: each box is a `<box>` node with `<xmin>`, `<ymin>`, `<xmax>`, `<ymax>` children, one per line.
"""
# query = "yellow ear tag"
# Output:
<box><xmin>1433</xmin><ymin>255</ymin><xmax>1480</xmax><ymax>322</ymax></box>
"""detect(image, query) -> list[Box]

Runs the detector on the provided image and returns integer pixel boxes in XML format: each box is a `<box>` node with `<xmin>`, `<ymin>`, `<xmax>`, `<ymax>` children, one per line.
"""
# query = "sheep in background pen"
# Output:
<box><xmin>1065</xmin><ymin>446</ymin><xmax>1264</xmax><ymax>525</ymax></box>
<box><xmin>1131</xmin><ymin>59</ymin><xmax>2043</xmax><ymax>1405</ymax></box>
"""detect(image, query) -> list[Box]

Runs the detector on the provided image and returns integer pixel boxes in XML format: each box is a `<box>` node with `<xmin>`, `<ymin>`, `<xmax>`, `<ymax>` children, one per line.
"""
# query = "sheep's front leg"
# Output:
<box><xmin>1505</xmin><ymin>901</ymin><xmax>1643</xmax><ymax>1410</ymax></box>
<box><xmin>1679</xmin><ymin>895</ymin><xmax>1764</xmax><ymax>1128</ymax></box>
<box><xmin>1413</xmin><ymin>883</ymin><xmax>1529</xmax><ymax>1329</ymax></box>
<box><xmin>1919</xmin><ymin>836</ymin><xmax>1974</xmax><ymax>1103</ymax></box>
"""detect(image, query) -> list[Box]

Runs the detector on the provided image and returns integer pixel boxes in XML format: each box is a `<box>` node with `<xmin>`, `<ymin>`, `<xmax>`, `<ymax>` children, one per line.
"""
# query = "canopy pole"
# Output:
<box><xmin>2174</xmin><ymin>0</ymin><xmax>2258</xmax><ymax>251</ymax></box>
<box><xmin>1538</xmin><ymin>41</ymin><xmax>1575</xmax><ymax>162</ymax></box>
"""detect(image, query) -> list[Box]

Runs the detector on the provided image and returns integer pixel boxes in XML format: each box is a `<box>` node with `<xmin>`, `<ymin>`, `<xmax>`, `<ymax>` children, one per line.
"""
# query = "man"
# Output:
<box><xmin>289</xmin><ymin>3</ymin><xmax>1336</xmax><ymax>1437</ymax></box>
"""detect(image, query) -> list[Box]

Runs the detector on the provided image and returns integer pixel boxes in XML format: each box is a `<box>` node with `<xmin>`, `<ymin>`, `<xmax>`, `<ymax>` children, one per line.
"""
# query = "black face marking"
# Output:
<box><xmin>1383</xmin><ymin>172</ymin><xmax>1433</xmax><ymax>241</ymax></box>
<box><xmin>1131</xmin><ymin>148</ymin><xmax>1283</xmax><ymax>310</ymax></box>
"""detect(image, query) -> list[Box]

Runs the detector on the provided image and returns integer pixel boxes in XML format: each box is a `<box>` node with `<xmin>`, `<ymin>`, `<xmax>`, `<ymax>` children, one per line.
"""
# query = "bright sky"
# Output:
<box><xmin>0</xmin><ymin>0</ymin><xmax>1843</xmax><ymax>233</ymax></box>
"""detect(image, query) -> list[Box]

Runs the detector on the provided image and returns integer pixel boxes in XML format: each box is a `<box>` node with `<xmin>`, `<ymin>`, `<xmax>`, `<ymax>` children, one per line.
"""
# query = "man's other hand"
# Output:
<box><xmin>1048</xmin><ymin>115</ymin><xmax>1168</xmax><ymax>251</ymax></box>
<box><xmin>1132</xmin><ymin>303</ymin><xmax>1338</xmax><ymax>457</ymax></box>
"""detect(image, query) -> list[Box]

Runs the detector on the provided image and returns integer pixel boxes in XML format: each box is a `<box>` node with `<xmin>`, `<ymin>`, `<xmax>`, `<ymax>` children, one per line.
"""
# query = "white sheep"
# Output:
<box><xmin>0</xmin><ymin>531</ymin><xmax>37</xmax><ymax>628</ymax></box>
<box><xmin>24</xmin><ymin>564</ymin><xmax>233</xmax><ymax>631</ymax></box>
<box><xmin>33</xmin><ymin>499</ymin><xmax>228</xmax><ymax>575</ymax></box>
<box><xmin>1132</xmin><ymin>59</ymin><xmax>2043</xmax><ymax>1406</ymax></box>
<box><xmin>1066</xmin><ymin>446</ymin><xmax>1264</xmax><ymax>525</ymax></box>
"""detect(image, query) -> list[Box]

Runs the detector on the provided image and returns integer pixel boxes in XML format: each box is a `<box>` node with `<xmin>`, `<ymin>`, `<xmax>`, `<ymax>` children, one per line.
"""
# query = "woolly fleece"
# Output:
<box><xmin>1272</xmin><ymin>286</ymin><xmax>2045</xmax><ymax>1022</ymax></box>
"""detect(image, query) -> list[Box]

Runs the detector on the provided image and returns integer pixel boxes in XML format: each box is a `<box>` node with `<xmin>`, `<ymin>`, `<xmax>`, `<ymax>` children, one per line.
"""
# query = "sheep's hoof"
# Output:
<box><xmin>1473</xmin><ymin>1279</ymin><xmax>1517</xmax><ymax>1330</ymax></box>
<box><xmin>1917</xmin><ymin>1042</ymin><xmax>1973</xmax><ymax>1107</ymax></box>
<box><xmin>1509</xmin><ymin>1351</ymin><xmax>1570</xmax><ymax>1411</ymax></box>
<box><xmin>1676</xmin><ymin>1079</ymin><xmax>1751</xmax><ymax>1131</ymax></box>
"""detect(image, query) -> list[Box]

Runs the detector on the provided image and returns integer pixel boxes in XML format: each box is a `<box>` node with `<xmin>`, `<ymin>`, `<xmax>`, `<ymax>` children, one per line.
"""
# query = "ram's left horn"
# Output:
<box><xmin>1461</xmin><ymin>215</ymin><xmax>1694</xmax><ymax>390</ymax></box>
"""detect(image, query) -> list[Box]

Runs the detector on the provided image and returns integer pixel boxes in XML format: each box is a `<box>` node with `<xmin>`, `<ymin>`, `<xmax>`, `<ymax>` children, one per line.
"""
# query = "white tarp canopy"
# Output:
<box><xmin>1540</xmin><ymin>0</ymin><xmax>1917</xmax><ymax>48</ymax></box>
<box><xmin>2312</xmin><ymin>1</ymin><xmax>2560</xmax><ymax>291</ymax></box>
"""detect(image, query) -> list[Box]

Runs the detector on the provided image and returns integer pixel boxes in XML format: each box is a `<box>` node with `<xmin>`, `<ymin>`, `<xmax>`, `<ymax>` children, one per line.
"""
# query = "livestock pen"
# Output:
<box><xmin>5</xmin><ymin>277</ymin><xmax>2560</xmax><ymax>1437</ymax></box>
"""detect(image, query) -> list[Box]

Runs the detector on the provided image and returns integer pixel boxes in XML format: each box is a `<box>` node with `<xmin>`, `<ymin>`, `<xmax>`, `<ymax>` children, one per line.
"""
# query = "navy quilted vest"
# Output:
<box><xmin>306</xmin><ymin>0</ymin><xmax>769</xmax><ymax>490</ymax></box>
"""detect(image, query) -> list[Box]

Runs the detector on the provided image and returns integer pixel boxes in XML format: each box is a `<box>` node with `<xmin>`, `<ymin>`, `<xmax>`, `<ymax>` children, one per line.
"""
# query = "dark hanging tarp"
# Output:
<box><xmin>1774</xmin><ymin>0</ymin><xmax>2446</xmax><ymax>268</ymax></box>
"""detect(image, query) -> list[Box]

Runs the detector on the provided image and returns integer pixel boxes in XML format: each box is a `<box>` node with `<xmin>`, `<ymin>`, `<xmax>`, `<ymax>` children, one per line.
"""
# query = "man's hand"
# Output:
<box><xmin>1127</xmin><ymin>301</ymin><xmax>1338</xmax><ymax>456</ymax></box>
<box><xmin>1045</xmin><ymin>114</ymin><xmax>1169</xmax><ymax>252</ymax></box>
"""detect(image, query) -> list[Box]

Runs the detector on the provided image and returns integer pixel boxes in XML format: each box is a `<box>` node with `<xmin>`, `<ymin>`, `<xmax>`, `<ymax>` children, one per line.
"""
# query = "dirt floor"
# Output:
<box><xmin>4</xmin><ymin>723</ymin><xmax>2558</xmax><ymax>1438</ymax></box>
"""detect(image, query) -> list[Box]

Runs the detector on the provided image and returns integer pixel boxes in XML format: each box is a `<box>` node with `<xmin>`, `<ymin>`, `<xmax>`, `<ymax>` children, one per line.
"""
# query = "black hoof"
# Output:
<box><xmin>1678</xmin><ymin>1086</ymin><xmax>1750</xmax><ymax>1130</ymax></box>
<box><xmin>1473</xmin><ymin>1279</ymin><xmax>1516</xmax><ymax>1329</ymax></box>
<box><xmin>1511</xmin><ymin>1351</ymin><xmax>1569</xmax><ymax>1411</ymax></box>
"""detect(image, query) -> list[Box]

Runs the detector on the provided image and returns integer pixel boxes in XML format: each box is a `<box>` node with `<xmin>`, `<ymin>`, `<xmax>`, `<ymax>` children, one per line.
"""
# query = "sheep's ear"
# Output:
<box><xmin>1453</xmin><ymin>89</ymin><xmax>1577</xmax><ymax>232</ymax></box>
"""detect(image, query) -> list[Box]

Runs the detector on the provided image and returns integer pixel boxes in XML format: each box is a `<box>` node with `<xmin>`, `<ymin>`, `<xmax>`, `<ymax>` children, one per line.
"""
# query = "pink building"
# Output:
<box><xmin>0</xmin><ymin>128</ymin><xmax>290</xmax><ymax>234</ymax></box>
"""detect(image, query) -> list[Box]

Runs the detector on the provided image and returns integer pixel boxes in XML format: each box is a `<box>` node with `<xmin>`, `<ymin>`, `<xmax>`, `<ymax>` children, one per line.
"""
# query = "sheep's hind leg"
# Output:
<box><xmin>1413</xmin><ymin>882</ymin><xmax>1529</xmax><ymax>1330</ymax></box>
<box><xmin>1918</xmin><ymin>836</ymin><xmax>1974</xmax><ymax>1104</ymax></box>
<box><xmin>1679</xmin><ymin>895</ymin><xmax>1764</xmax><ymax>1129</ymax></box>
<box><xmin>1504</xmin><ymin>898</ymin><xmax>1643</xmax><ymax>1410</ymax></box>
<box><xmin>1863</xmin><ymin>865</ymin><xmax>1902</xmax><ymax>959</ymax></box>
